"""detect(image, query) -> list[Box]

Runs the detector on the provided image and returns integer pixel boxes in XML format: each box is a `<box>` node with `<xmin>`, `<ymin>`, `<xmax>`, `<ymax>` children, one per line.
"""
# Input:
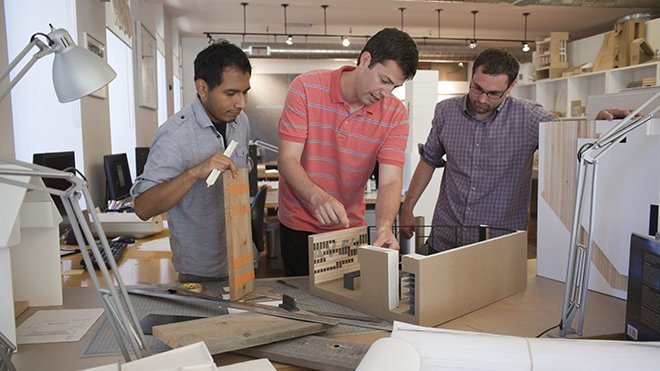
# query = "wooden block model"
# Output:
<box><xmin>614</xmin><ymin>19</ymin><xmax>646</xmax><ymax>67</ymax></box>
<box><xmin>308</xmin><ymin>227</ymin><xmax>528</xmax><ymax>327</ymax></box>
<box><xmin>223</xmin><ymin>169</ymin><xmax>255</xmax><ymax>301</ymax></box>
<box><xmin>535</xmin><ymin>32</ymin><xmax>569</xmax><ymax>80</ymax></box>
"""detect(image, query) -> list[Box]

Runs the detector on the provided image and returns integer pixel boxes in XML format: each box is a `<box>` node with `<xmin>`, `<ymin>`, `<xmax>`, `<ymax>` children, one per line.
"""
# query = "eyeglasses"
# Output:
<box><xmin>469</xmin><ymin>82</ymin><xmax>509</xmax><ymax>100</ymax></box>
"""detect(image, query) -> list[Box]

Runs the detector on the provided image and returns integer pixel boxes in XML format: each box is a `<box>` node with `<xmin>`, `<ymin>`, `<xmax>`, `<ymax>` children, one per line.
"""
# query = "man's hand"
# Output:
<box><xmin>309</xmin><ymin>192</ymin><xmax>350</xmax><ymax>227</ymax></box>
<box><xmin>372</xmin><ymin>227</ymin><xmax>400</xmax><ymax>250</ymax></box>
<box><xmin>596</xmin><ymin>108</ymin><xmax>634</xmax><ymax>121</ymax></box>
<box><xmin>191</xmin><ymin>152</ymin><xmax>238</xmax><ymax>180</ymax></box>
<box><xmin>398</xmin><ymin>208</ymin><xmax>416</xmax><ymax>240</ymax></box>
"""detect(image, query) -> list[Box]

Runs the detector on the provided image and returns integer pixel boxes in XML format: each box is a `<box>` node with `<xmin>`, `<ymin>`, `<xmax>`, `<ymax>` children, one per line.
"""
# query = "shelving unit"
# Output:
<box><xmin>512</xmin><ymin>60</ymin><xmax>660</xmax><ymax>119</ymax></box>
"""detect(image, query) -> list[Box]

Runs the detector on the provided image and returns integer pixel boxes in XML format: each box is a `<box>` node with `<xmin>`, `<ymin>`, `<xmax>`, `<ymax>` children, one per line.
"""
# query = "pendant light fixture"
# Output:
<box><xmin>241</xmin><ymin>2</ymin><xmax>248</xmax><ymax>42</ymax></box>
<box><xmin>468</xmin><ymin>10</ymin><xmax>478</xmax><ymax>49</ymax></box>
<box><xmin>399</xmin><ymin>7</ymin><xmax>406</xmax><ymax>31</ymax></box>
<box><xmin>282</xmin><ymin>3</ymin><xmax>293</xmax><ymax>45</ymax></box>
<box><xmin>521</xmin><ymin>12</ymin><xmax>531</xmax><ymax>52</ymax></box>
<box><xmin>436</xmin><ymin>8</ymin><xmax>443</xmax><ymax>38</ymax></box>
<box><xmin>342</xmin><ymin>36</ymin><xmax>351</xmax><ymax>47</ymax></box>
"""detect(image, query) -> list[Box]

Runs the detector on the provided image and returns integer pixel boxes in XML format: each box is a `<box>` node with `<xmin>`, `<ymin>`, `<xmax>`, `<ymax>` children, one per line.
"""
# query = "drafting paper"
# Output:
<box><xmin>17</xmin><ymin>308</ymin><xmax>104</xmax><ymax>344</ymax></box>
<box><xmin>138</xmin><ymin>237</ymin><xmax>171</xmax><ymax>252</ymax></box>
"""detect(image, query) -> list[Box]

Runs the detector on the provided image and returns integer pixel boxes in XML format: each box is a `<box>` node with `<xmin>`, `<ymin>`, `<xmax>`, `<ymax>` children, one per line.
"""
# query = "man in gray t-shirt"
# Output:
<box><xmin>130</xmin><ymin>41</ymin><xmax>251</xmax><ymax>282</ymax></box>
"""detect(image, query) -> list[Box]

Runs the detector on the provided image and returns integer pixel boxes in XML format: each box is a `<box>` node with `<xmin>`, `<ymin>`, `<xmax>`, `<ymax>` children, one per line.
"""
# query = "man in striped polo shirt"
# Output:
<box><xmin>277</xmin><ymin>28</ymin><xmax>419</xmax><ymax>276</ymax></box>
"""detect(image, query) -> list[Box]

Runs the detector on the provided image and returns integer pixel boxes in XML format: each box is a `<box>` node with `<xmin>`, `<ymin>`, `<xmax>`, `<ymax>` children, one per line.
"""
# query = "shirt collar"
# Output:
<box><xmin>462</xmin><ymin>94</ymin><xmax>509</xmax><ymax>121</ymax></box>
<box><xmin>192</xmin><ymin>94</ymin><xmax>239</xmax><ymax>129</ymax></box>
<box><xmin>330</xmin><ymin>65</ymin><xmax>375</xmax><ymax>115</ymax></box>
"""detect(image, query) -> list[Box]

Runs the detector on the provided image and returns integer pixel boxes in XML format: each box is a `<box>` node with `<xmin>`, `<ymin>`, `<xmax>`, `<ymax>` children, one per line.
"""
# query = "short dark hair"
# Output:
<box><xmin>472</xmin><ymin>48</ymin><xmax>519</xmax><ymax>85</ymax></box>
<box><xmin>358</xmin><ymin>28</ymin><xmax>419</xmax><ymax>80</ymax></box>
<box><xmin>194</xmin><ymin>40</ymin><xmax>252</xmax><ymax>90</ymax></box>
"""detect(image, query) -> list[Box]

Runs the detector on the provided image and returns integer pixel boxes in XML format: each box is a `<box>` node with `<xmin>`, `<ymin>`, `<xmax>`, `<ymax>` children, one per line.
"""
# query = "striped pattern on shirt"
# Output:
<box><xmin>278</xmin><ymin>66</ymin><xmax>409</xmax><ymax>233</ymax></box>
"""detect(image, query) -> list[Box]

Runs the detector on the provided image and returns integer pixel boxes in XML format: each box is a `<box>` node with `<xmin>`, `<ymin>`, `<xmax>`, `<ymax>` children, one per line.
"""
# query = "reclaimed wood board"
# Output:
<box><xmin>237</xmin><ymin>335</ymin><xmax>368</xmax><ymax>371</ymax></box>
<box><xmin>223</xmin><ymin>169</ymin><xmax>255</xmax><ymax>301</ymax></box>
<box><xmin>153</xmin><ymin>312</ymin><xmax>331</xmax><ymax>354</ymax></box>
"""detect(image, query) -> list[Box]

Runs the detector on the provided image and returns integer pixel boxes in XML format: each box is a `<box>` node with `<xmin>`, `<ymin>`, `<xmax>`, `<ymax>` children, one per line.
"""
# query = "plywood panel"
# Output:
<box><xmin>223</xmin><ymin>169</ymin><xmax>254</xmax><ymax>301</ymax></box>
<box><xmin>153</xmin><ymin>312</ymin><xmax>329</xmax><ymax>354</ymax></box>
<box><xmin>237</xmin><ymin>335</ymin><xmax>368</xmax><ymax>371</ymax></box>
<box><xmin>405</xmin><ymin>231</ymin><xmax>528</xmax><ymax>326</ymax></box>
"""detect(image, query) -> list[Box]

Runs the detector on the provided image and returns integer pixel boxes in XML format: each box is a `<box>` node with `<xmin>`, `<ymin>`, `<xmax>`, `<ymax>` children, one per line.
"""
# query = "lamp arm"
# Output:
<box><xmin>252</xmin><ymin>139</ymin><xmax>279</xmax><ymax>154</ymax></box>
<box><xmin>0</xmin><ymin>36</ymin><xmax>53</xmax><ymax>102</ymax></box>
<box><xmin>559</xmin><ymin>89</ymin><xmax>659</xmax><ymax>337</ymax></box>
<box><xmin>595</xmin><ymin>90</ymin><xmax>660</xmax><ymax>148</ymax></box>
<box><xmin>0</xmin><ymin>157</ymin><xmax>149</xmax><ymax>360</ymax></box>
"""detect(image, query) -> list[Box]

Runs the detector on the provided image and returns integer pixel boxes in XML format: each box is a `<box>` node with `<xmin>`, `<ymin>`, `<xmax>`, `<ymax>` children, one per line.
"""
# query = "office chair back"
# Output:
<box><xmin>251</xmin><ymin>185</ymin><xmax>268</xmax><ymax>253</ymax></box>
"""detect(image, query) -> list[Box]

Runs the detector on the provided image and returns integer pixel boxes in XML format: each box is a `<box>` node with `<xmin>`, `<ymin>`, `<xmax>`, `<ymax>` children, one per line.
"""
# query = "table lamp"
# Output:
<box><xmin>0</xmin><ymin>25</ymin><xmax>148</xmax><ymax>361</ymax></box>
<box><xmin>560</xmin><ymin>90</ymin><xmax>659</xmax><ymax>337</ymax></box>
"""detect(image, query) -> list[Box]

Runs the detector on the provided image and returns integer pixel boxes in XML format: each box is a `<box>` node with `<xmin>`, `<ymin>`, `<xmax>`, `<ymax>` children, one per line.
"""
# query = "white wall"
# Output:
<box><xmin>6</xmin><ymin>0</ymin><xmax>84</xmax><ymax>166</ymax></box>
<box><xmin>107</xmin><ymin>28</ymin><xmax>137</xmax><ymax>182</ymax></box>
<box><xmin>403</xmin><ymin>70</ymin><xmax>441</xmax><ymax>252</ymax></box>
<box><xmin>568</xmin><ymin>33</ymin><xmax>604</xmax><ymax>68</ymax></box>
<box><xmin>0</xmin><ymin>0</ymin><xmax>14</xmax><ymax>158</ymax></box>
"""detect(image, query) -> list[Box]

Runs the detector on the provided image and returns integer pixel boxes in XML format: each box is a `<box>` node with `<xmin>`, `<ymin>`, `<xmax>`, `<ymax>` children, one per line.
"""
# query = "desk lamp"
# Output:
<box><xmin>0</xmin><ymin>25</ymin><xmax>148</xmax><ymax>360</ymax></box>
<box><xmin>560</xmin><ymin>90</ymin><xmax>659</xmax><ymax>337</ymax></box>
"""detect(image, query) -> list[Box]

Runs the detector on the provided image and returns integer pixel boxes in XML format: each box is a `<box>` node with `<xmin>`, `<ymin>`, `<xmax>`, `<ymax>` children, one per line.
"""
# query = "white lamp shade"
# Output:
<box><xmin>49</xmin><ymin>28</ymin><xmax>116</xmax><ymax>103</ymax></box>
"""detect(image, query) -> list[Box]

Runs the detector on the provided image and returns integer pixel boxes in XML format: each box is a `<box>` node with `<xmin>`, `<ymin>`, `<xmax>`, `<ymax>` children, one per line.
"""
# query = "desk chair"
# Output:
<box><xmin>251</xmin><ymin>185</ymin><xmax>268</xmax><ymax>266</ymax></box>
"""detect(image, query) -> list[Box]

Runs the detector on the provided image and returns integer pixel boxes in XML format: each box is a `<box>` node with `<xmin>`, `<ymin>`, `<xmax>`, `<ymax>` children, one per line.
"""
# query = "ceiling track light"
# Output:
<box><xmin>285</xmin><ymin>35</ymin><xmax>293</xmax><ymax>45</ymax></box>
<box><xmin>522</xmin><ymin>12</ymin><xmax>531</xmax><ymax>52</ymax></box>
<box><xmin>281</xmin><ymin>3</ymin><xmax>289</xmax><ymax>35</ymax></box>
<box><xmin>436</xmin><ymin>8</ymin><xmax>443</xmax><ymax>39</ymax></box>
<box><xmin>321</xmin><ymin>4</ymin><xmax>328</xmax><ymax>35</ymax></box>
<box><xmin>241</xmin><ymin>2</ymin><xmax>248</xmax><ymax>42</ymax></box>
<box><xmin>341</xmin><ymin>36</ymin><xmax>350</xmax><ymax>47</ymax></box>
<box><xmin>469</xmin><ymin>10</ymin><xmax>478</xmax><ymax>49</ymax></box>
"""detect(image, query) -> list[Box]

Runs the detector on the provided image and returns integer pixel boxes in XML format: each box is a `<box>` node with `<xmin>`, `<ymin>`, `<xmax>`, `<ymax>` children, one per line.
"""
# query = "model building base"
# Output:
<box><xmin>308</xmin><ymin>227</ymin><xmax>528</xmax><ymax>327</ymax></box>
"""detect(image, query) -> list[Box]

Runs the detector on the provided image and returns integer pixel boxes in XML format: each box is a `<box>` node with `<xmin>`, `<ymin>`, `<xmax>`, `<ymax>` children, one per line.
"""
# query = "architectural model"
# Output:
<box><xmin>308</xmin><ymin>227</ymin><xmax>528</xmax><ymax>327</ymax></box>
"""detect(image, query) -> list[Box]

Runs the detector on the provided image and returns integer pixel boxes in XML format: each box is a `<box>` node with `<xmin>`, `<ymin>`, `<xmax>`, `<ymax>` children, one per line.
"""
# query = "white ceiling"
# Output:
<box><xmin>163</xmin><ymin>0</ymin><xmax>657</xmax><ymax>42</ymax></box>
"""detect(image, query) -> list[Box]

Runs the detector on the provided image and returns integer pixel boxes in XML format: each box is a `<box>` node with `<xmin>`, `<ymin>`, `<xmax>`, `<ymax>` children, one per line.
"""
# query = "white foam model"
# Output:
<box><xmin>358</xmin><ymin>321</ymin><xmax>660</xmax><ymax>370</ymax></box>
<box><xmin>206</xmin><ymin>140</ymin><xmax>238</xmax><ymax>187</ymax></box>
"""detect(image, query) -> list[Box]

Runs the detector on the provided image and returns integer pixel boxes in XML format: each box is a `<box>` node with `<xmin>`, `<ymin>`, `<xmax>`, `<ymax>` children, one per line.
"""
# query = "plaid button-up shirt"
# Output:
<box><xmin>421</xmin><ymin>95</ymin><xmax>557</xmax><ymax>251</ymax></box>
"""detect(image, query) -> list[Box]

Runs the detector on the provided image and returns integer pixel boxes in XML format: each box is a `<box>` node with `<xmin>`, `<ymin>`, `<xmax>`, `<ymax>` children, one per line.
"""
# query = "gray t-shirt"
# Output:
<box><xmin>131</xmin><ymin>96</ymin><xmax>250</xmax><ymax>277</ymax></box>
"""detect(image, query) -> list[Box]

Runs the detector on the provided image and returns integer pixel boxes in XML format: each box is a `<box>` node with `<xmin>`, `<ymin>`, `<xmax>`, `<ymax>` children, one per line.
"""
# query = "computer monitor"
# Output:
<box><xmin>103</xmin><ymin>153</ymin><xmax>132</xmax><ymax>201</ymax></box>
<box><xmin>32</xmin><ymin>151</ymin><xmax>76</xmax><ymax>215</ymax></box>
<box><xmin>135</xmin><ymin>147</ymin><xmax>150</xmax><ymax>177</ymax></box>
<box><xmin>625</xmin><ymin>232</ymin><xmax>660</xmax><ymax>341</ymax></box>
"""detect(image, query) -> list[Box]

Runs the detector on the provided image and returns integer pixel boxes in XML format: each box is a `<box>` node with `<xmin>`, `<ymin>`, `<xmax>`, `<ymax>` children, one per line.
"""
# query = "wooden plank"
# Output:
<box><xmin>14</xmin><ymin>300</ymin><xmax>29</xmax><ymax>318</ymax></box>
<box><xmin>236</xmin><ymin>335</ymin><xmax>368</xmax><ymax>371</ymax></box>
<box><xmin>153</xmin><ymin>312</ymin><xmax>330</xmax><ymax>355</ymax></box>
<box><xmin>223</xmin><ymin>169</ymin><xmax>255</xmax><ymax>301</ymax></box>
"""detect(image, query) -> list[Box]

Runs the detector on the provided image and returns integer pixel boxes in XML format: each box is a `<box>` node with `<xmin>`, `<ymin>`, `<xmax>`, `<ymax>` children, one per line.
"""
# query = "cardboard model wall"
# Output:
<box><xmin>308</xmin><ymin>227</ymin><xmax>528</xmax><ymax>327</ymax></box>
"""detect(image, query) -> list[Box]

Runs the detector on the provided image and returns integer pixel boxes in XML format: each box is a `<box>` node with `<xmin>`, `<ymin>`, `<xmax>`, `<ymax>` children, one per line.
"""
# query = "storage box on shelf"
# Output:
<box><xmin>513</xmin><ymin>60</ymin><xmax>660</xmax><ymax>120</ymax></box>
<box><xmin>535</xmin><ymin>32</ymin><xmax>569</xmax><ymax>80</ymax></box>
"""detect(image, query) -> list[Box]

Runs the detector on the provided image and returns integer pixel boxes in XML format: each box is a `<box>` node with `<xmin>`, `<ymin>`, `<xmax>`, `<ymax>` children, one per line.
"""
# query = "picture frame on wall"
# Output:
<box><xmin>136</xmin><ymin>22</ymin><xmax>158</xmax><ymax>110</ymax></box>
<box><xmin>83</xmin><ymin>32</ymin><xmax>108</xmax><ymax>99</ymax></box>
